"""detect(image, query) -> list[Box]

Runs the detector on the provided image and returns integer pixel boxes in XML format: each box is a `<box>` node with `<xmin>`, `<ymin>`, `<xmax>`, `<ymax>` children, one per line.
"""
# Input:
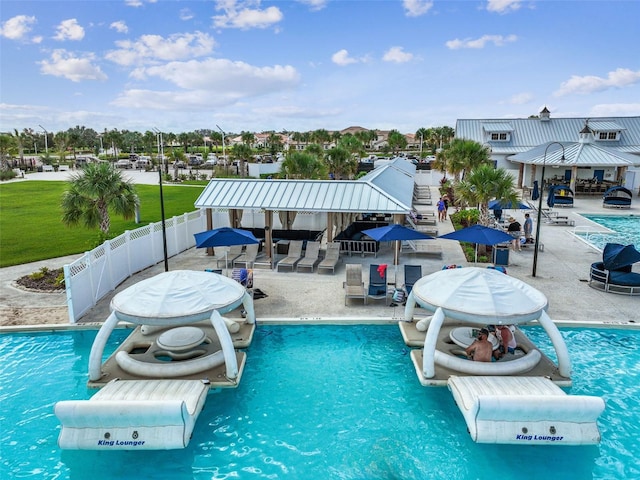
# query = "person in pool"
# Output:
<box><xmin>493</xmin><ymin>325</ymin><xmax>517</xmax><ymax>359</ymax></box>
<box><xmin>465</xmin><ymin>328</ymin><xmax>493</xmax><ymax>362</ymax></box>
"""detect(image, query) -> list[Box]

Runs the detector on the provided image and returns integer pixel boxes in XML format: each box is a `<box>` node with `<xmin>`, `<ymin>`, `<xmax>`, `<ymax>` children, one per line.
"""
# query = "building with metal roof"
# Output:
<box><xmin>194</xmin><ymin>158</ymin><xmax>416</xmax><ymax>261</ymax></box>
<box><xmin>455</xmin><ymin>109</ymin><xmax>640</xmax><ymax>193</ymax></box>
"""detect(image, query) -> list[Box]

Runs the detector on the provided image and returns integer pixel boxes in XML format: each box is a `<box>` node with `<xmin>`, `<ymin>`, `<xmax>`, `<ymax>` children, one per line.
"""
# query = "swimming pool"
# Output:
<box><xmin>577</xmin><ymin>214</ymin><xmax>640</xmax><ymax>251</ymax></box>
<box><xmin>1</xmin><ymin>325</ymin><xmax>639</xmax><ymax>479</ymax></box>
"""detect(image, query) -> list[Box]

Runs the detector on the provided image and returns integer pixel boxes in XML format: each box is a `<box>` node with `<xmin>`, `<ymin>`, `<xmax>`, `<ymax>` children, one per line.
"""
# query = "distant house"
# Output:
<box><xmin>455</xmin><ymin>108</ymin><xmax>640</xmax><ymax>194</ymax></box>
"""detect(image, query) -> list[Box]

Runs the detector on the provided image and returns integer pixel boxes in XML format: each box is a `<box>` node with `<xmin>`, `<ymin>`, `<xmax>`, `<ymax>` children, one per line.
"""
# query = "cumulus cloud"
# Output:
<box><xmin>140</xmin><ymin>58</ymin><xmax>299</xmax><ymax>92</ymax></box>
<box><xmin>105</xmin><ymin>31</ymin><xmax>214</xmax><ymax>66</ymax></box>
<box><xmin>54</xmin><ymin>19</ymin><xmax>85</xmax><ymax>41</ymax></box>
<box><xmin>509</xmin><ymin>92</ymin><xmax>533</xmax><ymax>104</ymax></box>
<box><xmin>39</xmin><ymin>49</ymin><xmax>107</xmax><ymax>82</ymax></box>
<box><xmin>0</xmin><ymin>15</ymin><xmax>37</xmax><ymax>41</ymax></box>
<box><xmin>382</xmin><ymin>46</ymin><xmax>414</xmax><ymax>63</ymax></box>
<box><xmin>125</xmin><ymin>0</ymin><xmax>157</xmax><ymax>7</ymax></box>
<box><xmin>403</xmin><ymin>0</ymin><xmax>434</xmax><ymax>17</ymax></box>
<box><xmin>331</xmin><ymin>49</ymin><xmax>359</xmax><ymax>66</ymax></box>
<box><xmin>486</xmin><ymin>0</ymin><xmax>522</xmax><ymax>14</ymax></box>
<box><xmin>110</xmin><ymin>21</ymin><xmax>128</xmax><ymax>33</ymax></box>
<box><xmin>446</xmin><ymin>34</ymin><xmax>517</xmax><ymax>49</ymax></box>
<box><xmin>213</xmin><ymin>1</ymin><xmax>283</xmax><ymax>29</ymax></box>
<box><xmin>554</xmin><ymin>68</ymin><xmax>640</xmax><ymax>96</ymax></box>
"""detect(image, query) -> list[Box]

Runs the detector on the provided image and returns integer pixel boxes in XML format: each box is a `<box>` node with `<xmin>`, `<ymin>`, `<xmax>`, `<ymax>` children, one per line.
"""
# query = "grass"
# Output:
<box><xmin>0</xmin><ymin>181</ymin><xmax>204</xmax><ymax>267</ymax></box>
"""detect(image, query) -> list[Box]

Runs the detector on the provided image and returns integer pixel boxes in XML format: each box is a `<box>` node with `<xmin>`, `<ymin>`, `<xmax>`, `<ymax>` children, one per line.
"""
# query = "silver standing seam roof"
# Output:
<box><xmin>509</xmin><ymin>141</ymin><xmax>640</xmax><ymax>167</ymax></box>
<box><xmin>194</xmin><ymin>158</ymin><xmax>415</xmax><ymax>214</ymax></box>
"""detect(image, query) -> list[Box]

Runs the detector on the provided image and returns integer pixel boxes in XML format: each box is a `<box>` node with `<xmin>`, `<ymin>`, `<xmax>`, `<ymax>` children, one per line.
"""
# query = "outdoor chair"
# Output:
<box><xmin>296</xmin><ymin>241</ymin><xmax>321</xmax><ymax>272</ymax></box>
<box><xmin>403</xmin><ymin>264</ymin><xmax>422</xmax><ymax>295</ymax></box>
<box><xmin>233</xmin><ymin>243</ymin><xmax>259</xmax><ymax>269</ymax></box>
<box><xmin>367</xmin><ymin>264</ymin><xmax>389</xmax><ymax>304</ymax></box>
<box><xmin>317</xmin><ymin>242</ymin><xmax>341</xmax><ymax>274</ymax></box>
<box><xmin>344</xmin><ymin>264</ymin><xmax>366</xmax><ymax>305</ymax></box>
<box><xmin>213</xmin><ymin>245</ymin><xmax>243</xmax><ymax>268</ymax></box>
<box><xmin>277</xmin><ymin>240</ymin><xmax>304</xmax><ymax>272</ymax></box>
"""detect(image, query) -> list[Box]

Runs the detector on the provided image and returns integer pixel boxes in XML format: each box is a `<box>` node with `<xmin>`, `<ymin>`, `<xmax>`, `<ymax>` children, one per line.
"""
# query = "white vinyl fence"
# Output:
<box><xmin>63</xmin><ymin>210</ymin><xmax>206</xmax><ymax>323</ymax></box>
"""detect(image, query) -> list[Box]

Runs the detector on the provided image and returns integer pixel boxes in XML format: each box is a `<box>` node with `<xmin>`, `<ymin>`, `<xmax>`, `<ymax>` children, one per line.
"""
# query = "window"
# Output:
<box><xmin>597</xmin><ymin>131</ymin><xmax>619</xmax><ymax>141</ymax></box>
<box><xmin>490</xmin><ymin>133</ymin><xmax>509</xmax><ymax>141</ymax></box>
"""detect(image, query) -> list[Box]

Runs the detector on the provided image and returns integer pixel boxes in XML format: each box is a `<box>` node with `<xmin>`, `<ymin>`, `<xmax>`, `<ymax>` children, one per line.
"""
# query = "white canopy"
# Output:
<box><xmin>111</xmin><ymin>270</ymin><xmax>247</xmax><ymax>325</ymax></box>
<box><xmin>408</xmin><ymin>267</ymin><xmax>548</xmax><ymax>324</ymax></box>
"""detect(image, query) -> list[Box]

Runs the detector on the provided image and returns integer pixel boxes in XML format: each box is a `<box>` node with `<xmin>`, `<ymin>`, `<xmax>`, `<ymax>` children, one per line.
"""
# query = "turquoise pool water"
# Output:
<box><xmin>578</xmin><ymin>214</ymin><xmax>640</xmax><ymax>251</ymax></box>
<box><xmin>1</xmin><ymin>325</ymin><xmax>639</xmax><ymax>479</ymax></box>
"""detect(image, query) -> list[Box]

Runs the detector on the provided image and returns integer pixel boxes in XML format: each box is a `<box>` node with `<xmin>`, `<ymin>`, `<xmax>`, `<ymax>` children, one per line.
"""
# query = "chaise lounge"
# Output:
<box><xmin>589</xmin><ymin>243</ymin><xmax>640</xmax><ymax>295</ymax></box>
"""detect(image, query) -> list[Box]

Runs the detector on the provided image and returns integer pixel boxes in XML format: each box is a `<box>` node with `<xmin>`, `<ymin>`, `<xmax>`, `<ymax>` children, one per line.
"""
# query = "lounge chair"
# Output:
<box><xmin>233</xmin><ymin>243</ymin><xmax>259</xmax><ymax>269</ymax></box>
<box><xmin>317</xmin><ymin>242</ymin><xmax>341</xmax><ymax>274</ymax></box>
<box><xmin>526</xmin><ymin>200</ymin><xmax>575</xmax><ymax>226</ymax></box>
<box><xmin>367</xmin><ymin>264</ymin><xmax>388</xmax><ymax>304</ymax></box>
<box><xmin>213</xmin><ymin>245</ymin><xmax>243</xmax><ymax>268</ymax></box>
<box><xmin>277</xmin><ymin>240</ymin><xmax>303</xmax><ymax>272</ymax></box>
<box><xmin>344</xmin><ymin>264</ymin><xmax>366</xmax><ymax>305</ymax></box>
<box><xmin>403</xmin><ymin>265</ymin><xmax>422</xmax><ymax>295</ymax></box>
<box><xmin>603</xmin><ymin>186</ymin><xmax>632</xmax><ymax>209</ymax></box>
<box><xmin>296</xmin><ymin>241</ymin><xmax>321</xmax><ymax>272</ymax></box>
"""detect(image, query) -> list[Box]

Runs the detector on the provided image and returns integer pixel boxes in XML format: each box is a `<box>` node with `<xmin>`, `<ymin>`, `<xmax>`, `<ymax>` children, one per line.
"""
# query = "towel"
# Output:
<box><xmin>377</xmin><ymin>264</ymin><xmax>387</xmax><ymax>278</ymax></box>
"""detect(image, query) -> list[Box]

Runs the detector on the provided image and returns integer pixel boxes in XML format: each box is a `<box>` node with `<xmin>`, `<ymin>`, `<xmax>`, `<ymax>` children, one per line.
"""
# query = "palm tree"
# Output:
<box><xmin>454</xmin><ymin>164</ymin><xmax>518</xmax><ymax>226</ymax></box>
<box><xmin>387</xmin><ymin>129</ymin><xmax>407</xmax><ymax>154</ymax></box>
<box><xmin>281</xmin><ymin>151</ymin><xmax>327</xmax><ymax>179</ymax></box>
<box><xmin>325</xmin><ymin>146</ymin><xmax>356</xmax><ymax>180</ymax></box>
<box><xmin>231</xmin><ymin>143</ymin><xmax>252</xmax><ymax>177</ymax></box>
<box><xmin>440</xmin><ymin>139</ymin><xmax>492</xmax><ymax>181</ymax></box>
<box><xmin>61</xmin><ymin>162</ymin><xmax>139</xmax><ymax>235</ymax></box>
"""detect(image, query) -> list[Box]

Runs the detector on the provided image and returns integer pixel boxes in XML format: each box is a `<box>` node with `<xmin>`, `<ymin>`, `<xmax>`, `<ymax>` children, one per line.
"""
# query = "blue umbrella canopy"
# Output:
<box><xmin>439</xmin><ymin>224</ymin><xmax>513</xmax><ymax>246</ymax></box>
<box><xmin>531</xmin><ymin>180</ymin><xmax>540</xmax><ymax>201</ymax></box>
<box><xmin>194</xmin><ymin>227</ymin><xmax>259</xmax><ymax>248</ymax></box>
<box><xmin>603</xmin><ymin>243</ymin><xmax>640</xmax><ymax>271</ymax></box>
<box><xmin>362</xmin><ymin>223</ymin><xmax>434</xmax><ymax>242</ymax></box>
<box><xmin>546</xmin><ymin>185</ymin><xmax>556</xmax><ymax>208</ymax></box>
<box><xmin>488</xmin><ymin>199</ymin><xmax>529</xmax><ymax>210</ymax></box>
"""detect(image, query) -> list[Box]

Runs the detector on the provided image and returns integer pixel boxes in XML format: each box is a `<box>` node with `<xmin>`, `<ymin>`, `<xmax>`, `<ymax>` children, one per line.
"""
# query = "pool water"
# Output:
<box><xmin>1</xmin><ymin>325</ymin><xmax>639</xmax><ymax>479</ymax></box>
<box><xmin>578</xmin><ymin>214</ymin><xmax>640</xmax><ymax>251</ymax></box>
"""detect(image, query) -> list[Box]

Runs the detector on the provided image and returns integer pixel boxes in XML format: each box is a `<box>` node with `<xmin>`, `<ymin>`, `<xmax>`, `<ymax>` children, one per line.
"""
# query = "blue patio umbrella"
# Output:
<box><xmin>362</xmin><ymin>223</ymin><xmax>434</xmax><ymax>274</ymax></box>
<box><xmin>439</xmin><ymin>224</ymin><xmax>513</xmax><ymax>263</ymax></box>
<box><xmin>603</xmin><ymin>243</ymin><xmax>640</xmax><ymax>271</ymax></box>
<box><xmin>531</xmin><ymin>180</ymin><xmax>540</xmax><ymax>201</ymax></box>
<box><xmin>194</xmin><ymin>227</ymin><xmax>259</xmax><ymax>274</ymax></box>
<box><xmin>547</xmin><ymin>185</ymin><xmax>556</xmax><ymax>208</ymax></box>
<box><xmin>488</xmin><ymin>199</ymin><xmax>530</xmax><ymax>210</ymax></box>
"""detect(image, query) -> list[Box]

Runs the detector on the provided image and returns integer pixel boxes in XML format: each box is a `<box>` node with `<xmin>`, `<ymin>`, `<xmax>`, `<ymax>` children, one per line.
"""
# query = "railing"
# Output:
<box><xmin>338</xmin><ymin>239</ymin><xmax>379</xmax><ymax>257</ymax></box>
<box><xmin>63</xmin><ymin>210</ymin><xmax>207</xmax><ymax>323</ymax></box>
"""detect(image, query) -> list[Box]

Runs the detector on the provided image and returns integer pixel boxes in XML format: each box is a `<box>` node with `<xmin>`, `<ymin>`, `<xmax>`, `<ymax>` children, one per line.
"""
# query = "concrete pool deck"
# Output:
<box><xmin>1</xmin><ymin>183</ymin><xmax>638</xmax><ymax>329</ymax></box>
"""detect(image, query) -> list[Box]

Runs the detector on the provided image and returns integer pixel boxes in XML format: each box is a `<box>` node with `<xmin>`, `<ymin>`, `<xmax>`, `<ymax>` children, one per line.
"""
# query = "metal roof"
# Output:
<box><xmin>509</xmin><ymin>142</ymin><xmax>640</xmax><ymax>167</ymax></box>
<box><xmin>456</xmin><ymin>116</ymin><xmax>640</xmax><ymax>154</ymax></box>
<box><xmin>481</xmin><ymin>122</ymin><xmax>514</xmax><ymax>132</ymax></box>
<box><xmin>194</xmin><ymin>159</ymin><xmax>414</xmax><ymax>214</ymax></box>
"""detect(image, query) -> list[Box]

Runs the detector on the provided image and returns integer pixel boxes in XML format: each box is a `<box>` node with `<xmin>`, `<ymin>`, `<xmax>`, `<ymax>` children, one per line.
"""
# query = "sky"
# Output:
<box><xmin>1</xmin><ymin>0</ymin><xmax>639</xmax><ymax>135</ymax></box>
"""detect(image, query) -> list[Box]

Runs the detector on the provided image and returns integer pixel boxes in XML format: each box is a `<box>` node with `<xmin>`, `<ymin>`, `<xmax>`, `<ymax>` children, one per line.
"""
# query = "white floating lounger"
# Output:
<box><xmin>55</xmin><ymin>379</ymin><xmax>209</xmax><ymax>450</ymax></box>
<box><xmin>448</xmin><ymin>376</ymin><xmax>605</xmax><ymax>445</ymax></box>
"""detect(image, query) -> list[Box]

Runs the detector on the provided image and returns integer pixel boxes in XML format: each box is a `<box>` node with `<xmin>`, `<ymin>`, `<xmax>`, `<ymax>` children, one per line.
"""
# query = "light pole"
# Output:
<box><xmin>152</xmin><ymin>127</ymin><xmax>165</xmax><ymax>174</ymax></box>
<box><xmin>532</xmin><ymin>142</ymin><xmax>565</xmax><ymax>277</ymax></box>
<box><xmin>38</xmin><ymin>125</ymin><xmax>48</xmax><ymax>154</ymax></box>
<box><xmin>216</xmin><ymin>124</ymin><xmax>226</xmax><ymax>175</ymax></box>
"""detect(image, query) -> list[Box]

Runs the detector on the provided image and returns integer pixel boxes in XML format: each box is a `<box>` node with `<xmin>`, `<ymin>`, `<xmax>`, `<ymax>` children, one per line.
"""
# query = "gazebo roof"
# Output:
<box><xmin>509</xmin><ymin>141</ymin><xmax>640</xmax><ymax>167</ymax></box>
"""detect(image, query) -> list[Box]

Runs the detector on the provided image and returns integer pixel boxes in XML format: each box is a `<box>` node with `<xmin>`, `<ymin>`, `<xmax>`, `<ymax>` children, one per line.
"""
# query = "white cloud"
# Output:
<box><xmin>590</xmin><ymin>103</ymin><xmax>640</xmax><ymax>117</ymax></box>
<box><xmin>105</xmin><ymin>31</ymin><xmax>215</xmax><ymax>66</ymax></box>
<box><xmin>54</xmin><ymin>19</ymin><xmax>85</xmax><ymax>41</ymax></box>
<box><xmin>180</xmin><ymin>9</ymin><xmax>194</xmax><ymax>20</ymax></box>
<box><xmin>331</xmin><ymin>49</ymin><xmax>358</xmax><ymax>66</ymax></box>
<box><xmin>110</xmin><ymin>21</ymin><xmax>128</xmax><ymax>33</ymax></box>
<box><xmin>403</xmin><ymin>0</ymin><xmax>434</xmax><ymax>17</ymax></box>
<box><xmin>486</xmin><ymin>0</ymin><xmax>521</xmax><ymax>14</ymax></box>
<box><xmin>140</xmin><ymin>58</ymin><xmax>299</xmax><ymax>92</ymax></box>
<box><xmin>509</xmin><ymin>92</ymin><xmax>533</xmax><ymax>104</ymax></box>
<box><xmin>554</xmin><ymin>68</ymin><xmax>640</xmax><ymax>96</ymax></box>
<box><xmin>39</xmin><ymin>49</ymin><xmax>107</xmax><ymax>82</ymax></box>
<box><xmin>213</xmin><ymin>1</ymin><xmax>283</xmax><ymax>29</ymax></box>
<box><xmin>445</xmin><ymin>34</ymin><xmax>517</xmax><ymax>49</ymax></box>
<box><xmin>382</xmin><ymin>46</ymin><xmax>414</xmax><ymax>63</ymax></box>
<box><xmin>0</xmin><ymin>15</ymin><xmax>37</xmax><ymax>41</ymax></box>
<box><xmin>296</xmin><ymin>0</ymin><xmax>328</xmax><ymax>11</ymax></box>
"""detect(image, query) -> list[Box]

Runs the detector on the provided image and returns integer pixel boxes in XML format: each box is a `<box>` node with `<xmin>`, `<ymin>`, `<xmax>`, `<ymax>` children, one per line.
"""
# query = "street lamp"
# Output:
<box><xmin>38</xmin><ymin>125</ymin><xmax>48</xmax><ymax>154</ymax></box>
<box><xmin>532</xmin><ymin>142</ymin><xmax>565</xmax><ymax>277</ymax></box>
<box><xmin>152</xmin><ymin>127</ymin><xmax>165</xmax><ymax>173</ymax></box>
<box><xmin>216</xmin><ymin>124</ymin><xmax>226</xmax><ymax>174</ymax></box>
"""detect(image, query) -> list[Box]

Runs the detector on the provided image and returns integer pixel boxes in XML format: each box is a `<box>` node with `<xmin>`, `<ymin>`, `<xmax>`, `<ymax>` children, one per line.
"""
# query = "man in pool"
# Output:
<box><xmin>494</xmin><ymin>325</ymin><xmax>517</xmax><ymax>359</ymax></box>
<box><xmin>465</xmin><ymin>328</ymin><xmax>493</xmax><ymax>362</ymax></box>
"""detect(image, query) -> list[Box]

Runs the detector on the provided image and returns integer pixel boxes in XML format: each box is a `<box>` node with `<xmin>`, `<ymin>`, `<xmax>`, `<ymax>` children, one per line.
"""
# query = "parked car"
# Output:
<box><xmin>135</xmin><ymin>156</ymin><xmax>152</xmax><ymax>168</ymax></box>
<box><xmin>173</xmin><ymin>160</ymin><xmax>186</xmax><ymax>169</ymax></box>
<box><xmin>188</xmin><ymin>155</ymin><xmax>202</xmax><ymax>166</ymax></box>
<box><xmin>115</xmin><ymin>159</ymin><xmax>133</xmax><ymax>169</ymax></box>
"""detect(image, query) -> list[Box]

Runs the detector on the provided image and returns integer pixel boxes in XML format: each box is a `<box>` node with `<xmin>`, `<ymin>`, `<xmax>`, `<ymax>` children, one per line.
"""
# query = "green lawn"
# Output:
<box><xmin>0</xmin><ymin>181</ymin><xmax>205</xmax><ymax>267</ymax></box>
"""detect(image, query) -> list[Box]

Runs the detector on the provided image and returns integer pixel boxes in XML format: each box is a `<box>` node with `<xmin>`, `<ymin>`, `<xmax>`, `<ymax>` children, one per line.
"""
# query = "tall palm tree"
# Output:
<box><xmin>231</xmin><ymin>143</ymin><xmax>252</xmax><ymax>177</ymax></box>
<box><xmin>441</xmin><ymin>138</ymin><xmax>492</xmax><ymax>181</ymax></box>
<box><xmin>61</xmin><ymin>162</ymin><xmax>139</xmax><ymax>235</ymax></box>
<box><xmin>454</xmin><ymin>164</ymin><xmax>518</xmax><ymax>226</ymax></box>
<box><xmin>325</xmin><ymin>146</ymin><xmax>356</xmax><ymax>180</ymax></box>
<box><xmin>387</xmin><ymin>129</ymin><xmax>407</xmax><ymax>154</ymax></box>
